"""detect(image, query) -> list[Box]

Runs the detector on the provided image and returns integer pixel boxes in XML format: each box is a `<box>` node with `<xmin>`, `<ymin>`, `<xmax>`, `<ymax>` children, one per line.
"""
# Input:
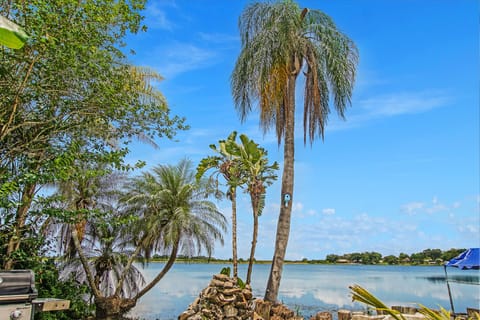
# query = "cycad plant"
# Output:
<box><xmin>349</xmin><ymin>284</ymin><xmax>480</xmax><ymax>320</ymax></box>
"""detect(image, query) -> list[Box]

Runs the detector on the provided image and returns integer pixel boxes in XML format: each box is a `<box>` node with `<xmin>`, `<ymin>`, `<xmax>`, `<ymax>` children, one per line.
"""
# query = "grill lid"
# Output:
<box><xmin>0</xmin><ymin>270</ymin><xmax>37</xmax><ymax>303</ymax></box>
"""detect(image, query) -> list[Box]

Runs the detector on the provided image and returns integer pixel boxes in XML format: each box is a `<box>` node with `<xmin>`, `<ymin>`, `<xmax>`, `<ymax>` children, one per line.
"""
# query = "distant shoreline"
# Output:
<box><xmin>147</xmin><ymin>248</ymin><xmax>466</xmax><ymax>266</ymax></box>
<box><xmin>146</xmin><ymin>258</ymin><xmax>445</xmax><ymax>267</ymax></box>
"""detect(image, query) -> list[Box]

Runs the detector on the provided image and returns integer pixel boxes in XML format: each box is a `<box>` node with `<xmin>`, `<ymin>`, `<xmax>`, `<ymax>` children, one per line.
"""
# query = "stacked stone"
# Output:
<box><xmin>253</xmin><ymin>299</ymin><xmax>304</xmax><ymax>320</ymax></box>
<box><xmin>178</xmin><ymin>273</ymin><xmax>254</xmax><ymax>320</ymax></box>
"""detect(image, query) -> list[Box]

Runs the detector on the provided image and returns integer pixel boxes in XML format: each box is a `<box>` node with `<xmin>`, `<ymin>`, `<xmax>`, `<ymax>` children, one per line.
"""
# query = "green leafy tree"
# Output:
<box><xmin>0</xmin><ymin>0</ymin><xmax>187</xmax><ymax>269</ymax></box>
<box><xmin>196</xmin><ymin>132</ymin><xmax>244</xmax><ymax>279</ymax></box>
<box><xmin>399</xmin><ymin>252</ymin><xmax>410</xmax><ymax>263</ymax></box>
<box><xmin>383</xmin><ymin>255</ymin><xmax>399</xmax><ymax>265</ymax></box>
<box><xmin>423</xmin><ymin>248</ymin><xmax>443</xmax><ymax>261</ymax></box>
<box><xmin>442</xmin><ymin>248</ymin><xmax>466</xmax><ymax>262</ymax></box>
<box><xmin>231</xmin><ymin>0</ymin><xmax>358</xmax><ymax>301</ymax></box>
<box><xmin>326</xmin><ymin>254</ymin><xmax>339</xmax><ymax>263</ymax></box>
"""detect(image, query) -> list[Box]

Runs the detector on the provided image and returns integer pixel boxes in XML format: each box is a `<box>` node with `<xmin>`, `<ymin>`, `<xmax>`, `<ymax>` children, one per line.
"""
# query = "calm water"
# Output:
<box><xmin>127</xmin><ymin>263</ymin><xmax>479</xmax><ymax>320</ymax></box>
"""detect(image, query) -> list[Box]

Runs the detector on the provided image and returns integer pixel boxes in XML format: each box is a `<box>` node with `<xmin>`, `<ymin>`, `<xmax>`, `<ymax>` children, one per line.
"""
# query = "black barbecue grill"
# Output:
<box><xmin>0</xmin><ymin>270</ymin><xmax>37</xmax><ymax>320</ymax></box>
<box><xmin>0</xmin><ymin>270</ymin><xmax>69</xmax><ymax>320</ymax></box>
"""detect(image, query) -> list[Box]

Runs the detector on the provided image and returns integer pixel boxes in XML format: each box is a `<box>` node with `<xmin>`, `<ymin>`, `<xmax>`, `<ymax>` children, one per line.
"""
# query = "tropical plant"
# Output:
<box><xmin>93</xmin><ymin>159</ymin><xmax>226</xmax><ymax>318</ymax></box>
<box><xmin>350</xmin><ymin>284</ymin><xmax>480</xmax><ymax>320</ymax></box>
<box><xmin>231</xmin><ymin>0</ymin><xmax>358</xmax><ymax>301</ymax></box>
<box><xmin>234</xmin><ymin>133</ymin><xmax>278</xmax><ymax>284</ymax></box>
<box><xmin>60</xmin><ymin>209</ymin><xmax>145</xmax><ymax>301</ymax></box>
<box><xmin>196</xmin><ymin>132</ymin><xmax>245</xmax><ymax>279</ymax></box>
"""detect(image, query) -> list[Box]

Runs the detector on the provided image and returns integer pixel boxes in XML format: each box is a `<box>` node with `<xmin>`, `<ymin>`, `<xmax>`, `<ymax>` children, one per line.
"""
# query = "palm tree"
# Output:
<box><xmin>59</xmin><ymin>208</ymin><xmax>146</xmax><ymax>300</ymax></box>
<box><xmin>231</xmin><ymin>0</ymin><xmax>358</xmax><ymax>302</ymax></box>
<box><xmin>122</xmin><ymin>159</ymin><xmax>227</xmax><ymax>301</ymax></box>
<box><xmin>235</xmin><ymin>134</ymin><xmax>278</xmax><ymax>284</ymax></box>
<box><xmin>51</xmin><ymin>164</ymin><xmax>110</xmax><ymax>258</ymax></box>
<box><xmin>196</xmin><ymin>132</ymin><xmax>245</xmax><ymax>280</ymax></box>
<box><xmin>69</xmin><ymin>159</ymin><xmax>227</xmax><ymax>319</ymax></box>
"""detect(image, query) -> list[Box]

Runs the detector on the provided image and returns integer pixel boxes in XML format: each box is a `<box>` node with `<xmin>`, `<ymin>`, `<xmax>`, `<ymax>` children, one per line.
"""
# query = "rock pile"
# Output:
<box><xmin>253</xmin><ymin>299</ymin><xmax>304</xmax><ymax>320</ymax></box>
<box><xmin>178</xmin><ymin>273</ymin><xmax>254</xmax><ymax>320</ymax></box>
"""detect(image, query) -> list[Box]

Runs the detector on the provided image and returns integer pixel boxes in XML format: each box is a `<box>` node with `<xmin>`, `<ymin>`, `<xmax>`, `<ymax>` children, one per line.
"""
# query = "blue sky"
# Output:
<box><xmin>124</xmin><ymin>0</ymin><xmax>479</xmax><ymax>260</ymax></box>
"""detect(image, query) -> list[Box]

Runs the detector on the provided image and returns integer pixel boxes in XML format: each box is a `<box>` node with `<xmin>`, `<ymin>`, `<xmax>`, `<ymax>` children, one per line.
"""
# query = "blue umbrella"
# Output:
<box><xmin>444</xmin><ymin>248</ymin><xmax>480</xmax><ymax>314</ymax></box>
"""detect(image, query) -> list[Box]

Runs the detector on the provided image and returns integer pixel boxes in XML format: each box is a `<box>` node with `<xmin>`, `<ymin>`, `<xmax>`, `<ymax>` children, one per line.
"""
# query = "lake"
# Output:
<box><xmin>127</xmin><ymin>263</ymin><xmax>479</xmax><ymax>320</ymax></box>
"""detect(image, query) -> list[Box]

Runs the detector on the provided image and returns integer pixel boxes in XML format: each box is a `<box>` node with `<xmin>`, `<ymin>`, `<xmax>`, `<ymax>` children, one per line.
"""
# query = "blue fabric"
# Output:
<box><xmin>445</xmin><ymin>248</ymin><xmax>480</xmax><ymax>270</ymax></box>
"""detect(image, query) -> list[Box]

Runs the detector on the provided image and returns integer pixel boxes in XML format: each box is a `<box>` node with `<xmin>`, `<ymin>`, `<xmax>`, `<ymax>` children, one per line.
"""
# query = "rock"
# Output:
<box><xmin>214</xmin><ymin>273</ymin><xmax>230</xmax><ymax>281</ymax></box>
<box><xmin>271</xmin><ymin>303</ymin><xmax>295</xmax><ymax>318</ymax></box>
<box><xmin>224</xmin><ymin>288</ymin><xmax>242</xmax><ymax>295</ymax></box>
<box><xmin>178</xmin><ymin>309</ymin><xmax>195</xmax><ymax>320</ymax></box>
<box><xmin>224</xmin><ymin>304</ymin><xmax>239</xmax><ymax>317</ymax></box>
<box><xmin>219</xmin><ymin>293</ymin><xmax>237</xmax><ymax>303</ymax></box>
<box><xmin>253</xmin><ymin>311</ymin><xmax>264</xmax><ymax>320</ymax></box>
<box><xmin>311</xmin><ymin>311</ymin><xmax>333</xmax><ymax>320</ymax></box>
<box><xmin>210</xmin><ymin>278</ymin><xmax>226</xmax><ymax>287</ymax></box>
<box><xmin>242</xmin><ymin>289</ymin><xmax>253</xmax><ymax>300</ymax></box>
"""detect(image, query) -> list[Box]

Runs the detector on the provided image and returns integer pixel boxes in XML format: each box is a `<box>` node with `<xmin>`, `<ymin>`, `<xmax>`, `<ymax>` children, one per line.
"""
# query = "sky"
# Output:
<box><xmin>124</xmin><ymin>0</ymin><xmax>479</xmax><ymax>260</ymax></box>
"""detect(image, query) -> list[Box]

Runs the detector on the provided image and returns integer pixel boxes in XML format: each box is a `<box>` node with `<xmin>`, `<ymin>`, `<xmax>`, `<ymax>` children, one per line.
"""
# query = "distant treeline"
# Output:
<box><xmin>151</xmin><ymin>248</ymin><xmax>467</xmax><ymax>265</ymax></box>
<box><xmin>323</xmin><ymin>248</ymin><xmax>466</xmax><ymax>265</ymax></box>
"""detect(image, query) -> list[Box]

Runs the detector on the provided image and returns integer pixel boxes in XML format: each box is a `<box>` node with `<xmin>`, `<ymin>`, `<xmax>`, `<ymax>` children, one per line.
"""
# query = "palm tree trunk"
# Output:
<box><xmin>71</xmin><ymin>229</ymin><xmax>102</xmax><ymax>299</ymax></box>
<box><xmin>246</xmin><ymin>197</ymin><xmax>259</xmax><ymax>284</ymax></box>
<box><xmin>134</xmin><ymin>240</ymin><xmax>180</xmax><ymax>300</ymax></box>
<box><xmin>231</xmin><ymin>188</ymin><xmax>239</xmax><ymax>280</ymax></box>
<box><xmin>4</xmin><ymin>182</ymin><xmax>36</xmax><ymax>269</ymax></box>
<box><xmin>114</xmin><ymin>244</ymin><xmax>143</xmax><ymax>296</ymax></box>
<box><xmin>264</xmin><ymin>74</ymin><xmax>296</xmax><ymax>302</ymax></box>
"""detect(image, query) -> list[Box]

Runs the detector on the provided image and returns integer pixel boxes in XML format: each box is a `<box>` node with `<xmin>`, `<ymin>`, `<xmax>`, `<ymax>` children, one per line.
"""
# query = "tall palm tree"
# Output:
<box><xmin>123</xmin><ymin>158</ymin><xmax>227</xmax><ymax>300</ymax></box>
<box><xmin>235</xmin><ymin>134</ymin><xmax>278</xmax><ymax>284</ymax></box>
<box><xmin>196</xmin><ymin>132</ymin><xmax>244</xmax><ymax>280</ymax></box>
<box><xmin>231</xmin><ymin>0</ymin><xmax>358</xmax><ymax>302</ymax></box>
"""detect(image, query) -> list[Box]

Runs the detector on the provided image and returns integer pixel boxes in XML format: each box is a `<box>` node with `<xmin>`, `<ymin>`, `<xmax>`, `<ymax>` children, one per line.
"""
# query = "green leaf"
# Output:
<box><xmin>0</xmin><ymin>15</ymin><xmax>29</xmax><ymax>49</ymax></box>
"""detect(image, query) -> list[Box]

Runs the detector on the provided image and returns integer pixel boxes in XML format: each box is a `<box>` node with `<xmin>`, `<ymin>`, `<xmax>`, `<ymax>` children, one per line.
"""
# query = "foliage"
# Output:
<box><xmin>232</xmin><ymin>0</ymin><xmax>358</xmax><ymax>144</ymax></box>
<box><xmin>236</xmin><ymin>276</ymin><xmax>246</xmax><ymax>289</ymax></box>
<box><xmin>34</xmin><ymin>260</ymin><xmax>94</xmax><ymax>320</ymax></box>
<box><xmin>125</xmin><ymin>159</ymin><xmax>227</xmax><ymax>263</ymax></box>
<box><xmin>196</xmin><ymin>131</ymin><xmax>244</xmax><ymax>279</ymax></box>
<box><xmin>0</xmin><ymin>222</ymin><xmax>92</xmax><ymax>320</ymax></box>
<box><xmin>220</xmin><ymin>267</ymin><xmax>231</xmax><ymax>277</ymax></box>
<box><xmin>350</xmin><ymin>284</ymin><xmax>480</xmax><ymax>320</ymax></box>
<box><xmin>0</xmin><ymin>15</ymin><xmax>29</xmax><ymax>48</ymax></box>
<box><xmin>42</xmin><ymin>160</ymin><xmax>227</xmax><ymax>318</ymax></box>
<box><xmin>324</xmin><ymin>249</ymin><xmax>467</xmax><ymax>265</ymax></box>
<box><xmin>0</xmin><ymin>0</ymin><xmax>187</xmax><ymax>269</ymax></box>
<box><xmin>197</xmin><ymin>131</ymin><xmax>278</xmax><ymax>284</ymax></box>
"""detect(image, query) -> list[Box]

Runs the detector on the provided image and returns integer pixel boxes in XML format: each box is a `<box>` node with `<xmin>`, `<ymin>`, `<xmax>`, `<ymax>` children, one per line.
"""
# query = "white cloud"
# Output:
<box><xmin>197</xmin><ymin>32</ymin><xmax>239</xmax><ymax>44</ymax></box>
<box><xmin>156</xmin><ymin>43</ymin><xmax>217</xmax><ymax>79</ymax></box>
<box><xmin>401</xmin><ymin>202</ymin><xmax>425</xmax><ymax>215</ymax></box>
<box><xmin>145</xmin><ymin>2</ymin><xmax>176</xmax><ymax>30</ymax></box>
<box><xmin>401</xmin><ymin>197</ymin><xmax>458</xmax><ymax>215</ymax></box>
<box><xmin>327</xmin><ymin>90</ymin><xmax>451</xmax><ymax>132</ymax></box>
<box><xmin>358</xmin><ymin>91</ymin><xmax>450</xmax><ymax>117</ymax></box>
<box><xmin>322</xmin><ymin>208</ymin><xmax>335</xmax><ymax>215</ymax></box>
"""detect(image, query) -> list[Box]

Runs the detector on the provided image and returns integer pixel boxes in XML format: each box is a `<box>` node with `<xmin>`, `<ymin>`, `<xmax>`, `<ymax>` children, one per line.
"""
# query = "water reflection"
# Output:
<box><xmin>422</xmin><ymin>275</ymin><xmax>480</xmax><ymax>284</ymax></box>
<box><xmin>127</xmin><ymin>264</ymin><xmax>480</xmax><ymax>320</ymax></box>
